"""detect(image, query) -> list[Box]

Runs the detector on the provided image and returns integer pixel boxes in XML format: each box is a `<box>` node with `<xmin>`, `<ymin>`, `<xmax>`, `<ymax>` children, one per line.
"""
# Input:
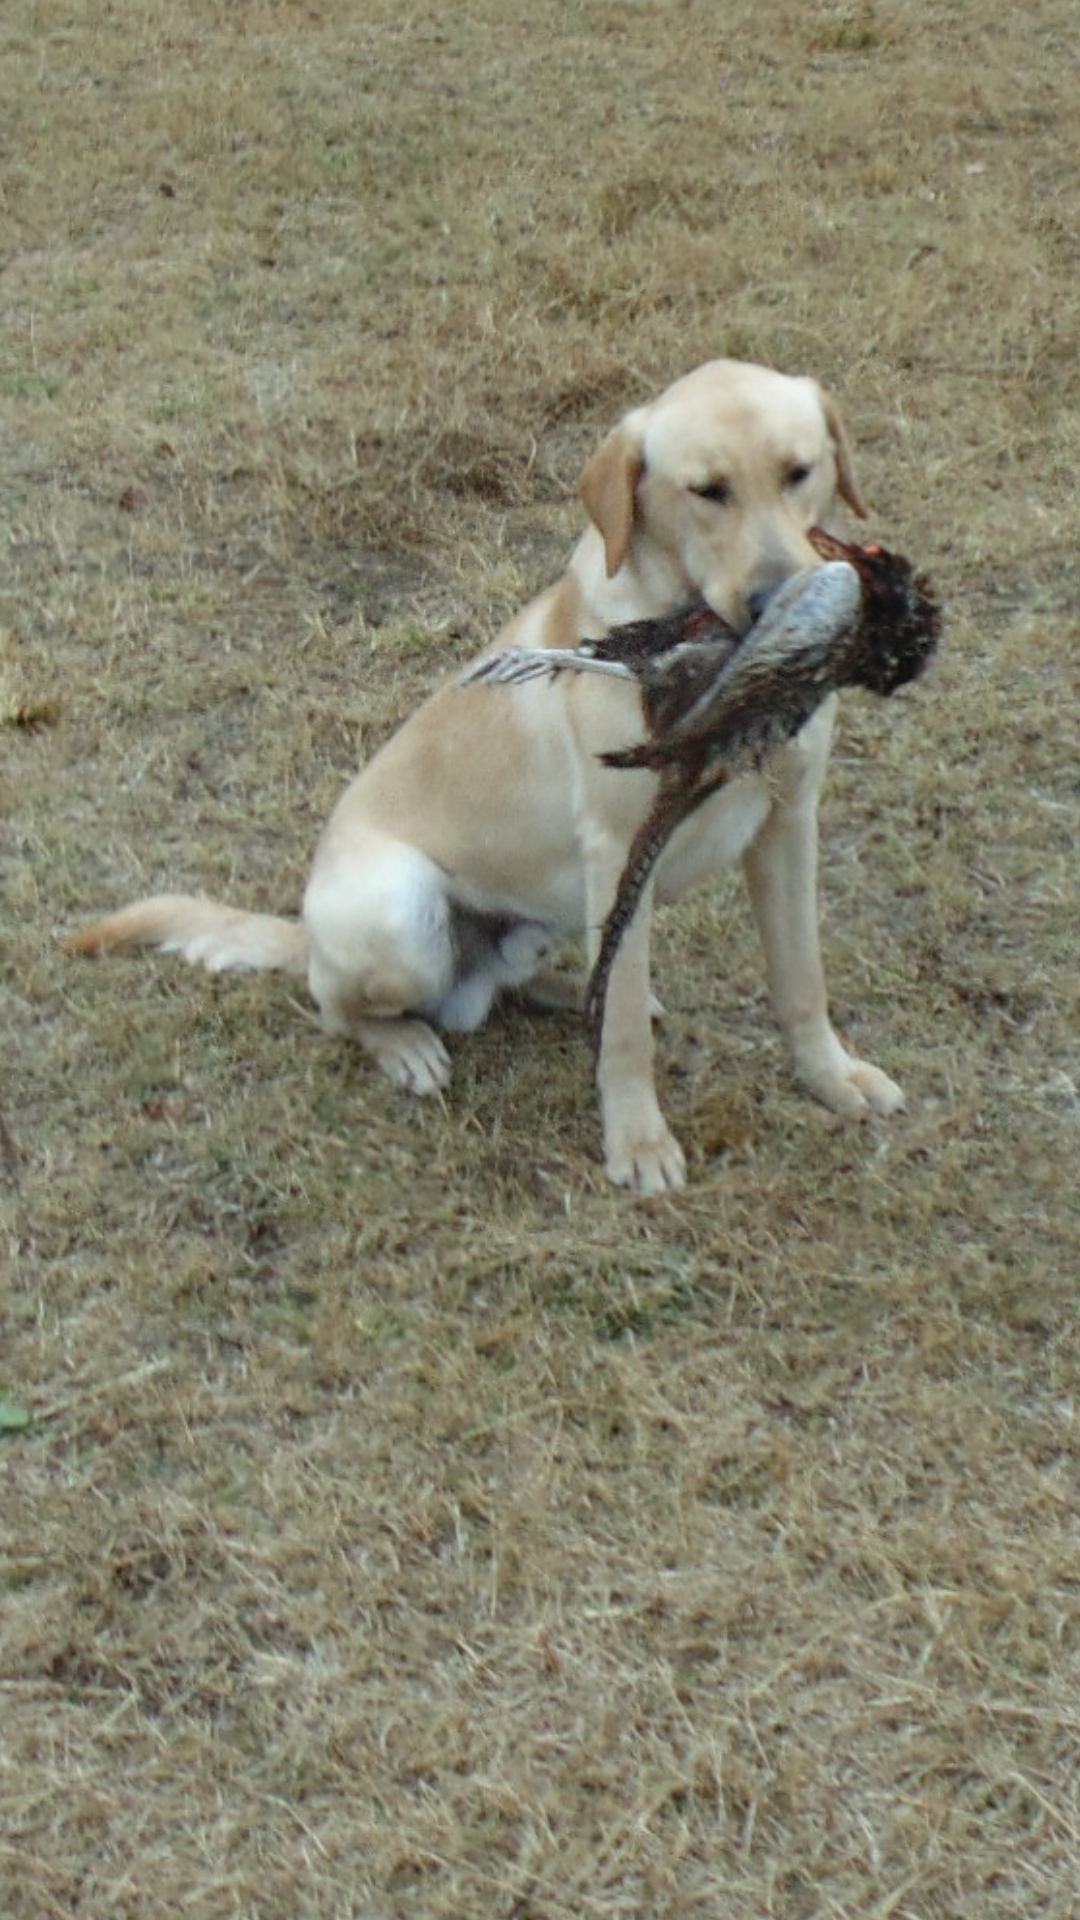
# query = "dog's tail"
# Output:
<box><xmin>63</xmin><ymin>894</ymin><xmax>309</xmax><ymax>976</ymax></box>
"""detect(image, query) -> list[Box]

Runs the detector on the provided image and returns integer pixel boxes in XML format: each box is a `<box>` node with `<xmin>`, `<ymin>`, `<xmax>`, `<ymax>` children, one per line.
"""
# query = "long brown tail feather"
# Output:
<box><xmin>585</xmin><ymin>767</ymin><xmax>730</xmax><ymax>1039</ymax></box>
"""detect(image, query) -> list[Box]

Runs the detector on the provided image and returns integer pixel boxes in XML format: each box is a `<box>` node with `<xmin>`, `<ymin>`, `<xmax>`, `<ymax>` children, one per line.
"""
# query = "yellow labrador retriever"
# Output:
<box><xmin>67</xmin><ymin>359</ymin><xmax>905</xmax><ymax>1192</ymax></box>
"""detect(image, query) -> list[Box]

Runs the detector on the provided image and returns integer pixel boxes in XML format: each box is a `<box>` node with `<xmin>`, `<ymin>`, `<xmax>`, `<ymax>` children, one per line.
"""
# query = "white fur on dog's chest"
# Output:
<box><xmin>650</xmin><ymin>772</ymin><xmax>773</xmax><ymax>907</ymax></box>
<box><xmin>586</xmin><ymin>692</ymin><xmax>836</xmax><ymax>914</ymax></box>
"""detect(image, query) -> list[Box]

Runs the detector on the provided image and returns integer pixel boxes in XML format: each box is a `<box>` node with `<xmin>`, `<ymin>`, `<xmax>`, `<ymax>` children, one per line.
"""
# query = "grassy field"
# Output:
<box><xmin>4</xmin><ymin>0</ymin><xmax>1080</xmax><ymax>1914</ymax></box>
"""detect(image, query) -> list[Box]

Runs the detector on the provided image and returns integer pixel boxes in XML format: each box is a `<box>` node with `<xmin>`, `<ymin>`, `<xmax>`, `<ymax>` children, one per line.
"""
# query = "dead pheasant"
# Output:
<box><xmin>462</xmin><ymin>531</ymin><xmax>941</xmax><ymax>1036</ymax></box>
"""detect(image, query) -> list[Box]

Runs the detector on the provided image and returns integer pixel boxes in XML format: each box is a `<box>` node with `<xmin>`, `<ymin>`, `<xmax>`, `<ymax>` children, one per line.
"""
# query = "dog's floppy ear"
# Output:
<box><xmin>579</xmin><ymin>414</ymin><xmax>647</xmax><ymax>577</ymax></box>
<box><xmin>820</xmin><ymin>387</ymin><xmax>868</xmax><ymax>520</ymax></box>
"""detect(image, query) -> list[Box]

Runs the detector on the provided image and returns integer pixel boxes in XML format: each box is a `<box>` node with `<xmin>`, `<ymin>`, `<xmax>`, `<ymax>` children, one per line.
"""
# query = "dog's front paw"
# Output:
<box><xmin>796</xmin><ymin>1040</ymin><xmax>905</xmax><ymax>1120</ymax></box>
<box><xmin>604</xmin><ymin>1117</ymin><xmax>687</xmax><ymax>1194</ymax></box>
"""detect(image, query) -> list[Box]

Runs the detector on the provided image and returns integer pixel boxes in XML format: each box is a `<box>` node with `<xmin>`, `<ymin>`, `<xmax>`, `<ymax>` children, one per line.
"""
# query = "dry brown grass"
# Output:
<box><xmin>4</xmin><ymin>0</ymin><xmax>1080</xmax><ymax>1914</ymax></box>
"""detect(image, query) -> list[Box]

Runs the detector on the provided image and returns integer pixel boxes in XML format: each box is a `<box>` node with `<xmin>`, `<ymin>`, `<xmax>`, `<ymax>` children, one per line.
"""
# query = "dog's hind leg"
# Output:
<box><xmin>520</xmin><ymin>966</ymin><xmax>587</xmax><ymax>1014</ymax></box>
<box><xmin>520</xmin><ymin>967</ymin><xmax>665</xmax><ymax>1022</ymax></box>
<box><xmin>437</xmin><ymin>911</ymin><xmax>556</xmax><ymax>1029</ymax></box>
<box><xmin>304</xmin><ymin>836</ymin><xmax>458</xmax><ymax>1095</ymax></box>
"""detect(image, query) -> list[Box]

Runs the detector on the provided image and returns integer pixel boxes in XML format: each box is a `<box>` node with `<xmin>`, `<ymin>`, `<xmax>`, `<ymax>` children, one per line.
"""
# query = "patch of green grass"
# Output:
<box><xmin>1</xmin><ymin>372</ymin><xmax>61</xmax><ymax>399</ymax></box>
<box><xmin>0</xmin><ymin>1391</ymin><xmax>32</xmax><ymax>1435</ymax></box>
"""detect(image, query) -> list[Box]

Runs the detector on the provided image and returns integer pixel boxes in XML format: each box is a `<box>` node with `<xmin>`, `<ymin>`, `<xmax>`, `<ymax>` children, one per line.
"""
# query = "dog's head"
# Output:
<box><xmin>579</xmin><ymin>359</ymin><xmax>866</xmax><ymax>633</ymax></box>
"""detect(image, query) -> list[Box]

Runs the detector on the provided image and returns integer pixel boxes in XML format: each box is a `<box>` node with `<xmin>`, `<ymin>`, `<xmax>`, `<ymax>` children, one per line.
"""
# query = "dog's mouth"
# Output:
<box><xmin>709</xmin><ymin>552</ymin><xmax>842</xmax><ymax>644</ymax></box>
<box><xmin>698</xmin><ymin>587</ymin><xmax>760</xmax><ymax>646</ymax></box>
<box><xmin>703</xmin><ymin>572</ymin><xmax>819</xmax><ymax>649</ymax></box>
<box><xmin>681</xmin><ymin>600</ymin><xmax>744</xmax><ymax>658</ymax></box>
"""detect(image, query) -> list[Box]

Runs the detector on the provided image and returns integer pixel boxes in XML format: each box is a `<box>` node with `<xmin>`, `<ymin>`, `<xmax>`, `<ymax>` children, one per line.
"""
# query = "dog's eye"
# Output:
<box><xmin>692</xmin><ymin>479</ymin><xmax>731</xmax><ymax>506</ymax></box>
<box><xmin>785</xmin><ymin>462</ymin><xmax>813</xmax><ymax>488</ymax></box>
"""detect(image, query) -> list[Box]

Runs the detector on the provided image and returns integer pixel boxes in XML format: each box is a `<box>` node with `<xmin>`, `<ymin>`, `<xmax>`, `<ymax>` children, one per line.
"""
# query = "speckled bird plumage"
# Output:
<box><xmin>462</xmin><ymin>532</ymin><xmax>941</xmax><ymax>1037</ymax></box>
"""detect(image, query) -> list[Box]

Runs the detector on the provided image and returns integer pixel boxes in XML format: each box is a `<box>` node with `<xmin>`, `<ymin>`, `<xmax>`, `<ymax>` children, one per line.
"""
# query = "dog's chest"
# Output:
<box><xmin>651</xmin><ymin>773</ymin><xmax>772</xmax><ymax>907</ymax></box>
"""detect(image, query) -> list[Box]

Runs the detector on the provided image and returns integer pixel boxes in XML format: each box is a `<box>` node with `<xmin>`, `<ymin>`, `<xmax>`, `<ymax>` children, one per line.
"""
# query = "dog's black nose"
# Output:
<box><xmin>745</xmin><ymin>586</ymin><xmax>776</xmax><ymax>626</ymax></box>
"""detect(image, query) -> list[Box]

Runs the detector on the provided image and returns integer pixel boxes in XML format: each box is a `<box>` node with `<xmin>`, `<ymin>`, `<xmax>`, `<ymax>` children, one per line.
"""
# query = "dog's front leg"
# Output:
<box><xmin>743</xmin><ymin>782</ymin><xmax>905</xmax><ymax>1121</ymax></box>
<box><xmin>584</xmin><ymin>834</ymin><xmax>687</xmax><ymax>1194</ymax></box>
